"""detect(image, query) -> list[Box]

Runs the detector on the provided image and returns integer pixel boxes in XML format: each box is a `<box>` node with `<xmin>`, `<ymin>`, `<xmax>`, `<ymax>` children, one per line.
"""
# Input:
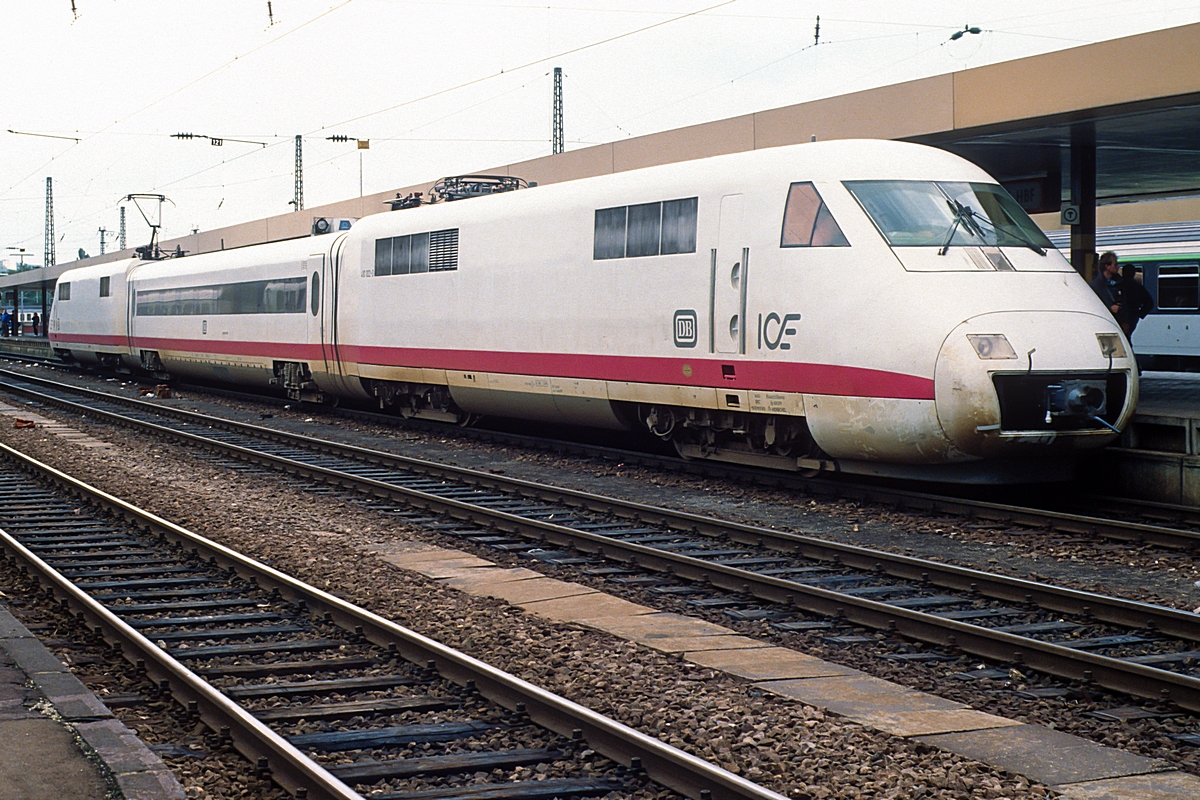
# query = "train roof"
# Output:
<box><xmin>351</xmin><ymin>139</ymin><xmax>995</xmax><ymax>239</ymax></box>
<box><xmin>1044</xmin><ymin>221</ymin><xmax>1200</xmax><ymax>251</ymax></box>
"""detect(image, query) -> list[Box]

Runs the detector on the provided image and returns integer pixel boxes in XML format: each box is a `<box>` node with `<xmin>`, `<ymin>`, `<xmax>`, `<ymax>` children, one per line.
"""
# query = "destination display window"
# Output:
<box><xmin>780</xmin><ymin>182</ymin><xmax>849</xmax><ymax>247</ymax></box>
<box><xmin>99</xmin><ymin>276</ymin><xmax>111</xmax><ymax>297</ymax></box>
<box><xmin>594</xmin><ymin>196</ymin><xmax>698</xmax><ymax>260</ymax></box>
<box><xmin>374</xmin><ymin>228</ymin><xmax>458</xmax><ymax>276</ymax></box>
<box><xmin>58</xmin><ymin>282</ymin><xmax>71</xmax><ymax>301</ymax></box>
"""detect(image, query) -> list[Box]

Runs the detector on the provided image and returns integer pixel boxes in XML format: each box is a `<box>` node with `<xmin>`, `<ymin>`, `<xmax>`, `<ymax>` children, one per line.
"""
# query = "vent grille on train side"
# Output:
<box><xmin>429</xmin><ymin>228</ymin><xmax>459</xmax><ymax>272</ymax></box>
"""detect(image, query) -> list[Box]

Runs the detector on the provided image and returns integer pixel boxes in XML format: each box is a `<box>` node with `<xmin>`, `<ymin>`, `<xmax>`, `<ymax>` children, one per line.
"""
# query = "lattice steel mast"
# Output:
<box><xmin>552</xmin><ymin>67</ymin><xmax>564</xmax><ymax>155</ymax></box>
<box><xmin>119</xmin><ymin>207</ymin><xmax>126</xmax><ymax>250</ymax></box>
<box><xmin>43</xmin><ymin>176</ymin><xmax>54</xmax><ymax>329</ymax></box>
<box><xmin>293</xmin><ymin>134</ymin><xmax>304</xmax><ymax>211</ymax></box>
<box><xmin>44</xmin><ymin>177</ymin><xmax>55</xmax><ymax>269</ymax></box>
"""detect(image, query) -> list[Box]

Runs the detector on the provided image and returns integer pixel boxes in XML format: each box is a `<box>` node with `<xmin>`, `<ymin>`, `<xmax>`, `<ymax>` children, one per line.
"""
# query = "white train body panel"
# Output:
<box><xmin>49</xmin><ymin>140</ymin><xmax>1137</xmax><ymax>481</ymax></box>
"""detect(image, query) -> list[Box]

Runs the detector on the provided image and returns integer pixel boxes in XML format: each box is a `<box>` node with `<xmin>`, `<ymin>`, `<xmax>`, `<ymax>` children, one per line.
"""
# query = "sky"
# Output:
<box><xmin>2</xmin><ymin>0</ymin><xmax>1199</xmax><ymax>268</ymax></box>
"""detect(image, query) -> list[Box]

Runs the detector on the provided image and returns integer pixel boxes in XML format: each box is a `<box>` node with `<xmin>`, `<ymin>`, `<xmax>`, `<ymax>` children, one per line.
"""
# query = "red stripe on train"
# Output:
<box><xmin>48</xmin><ymin>334</ymin><xmax>935</xmax><ymax>400</ymax></box>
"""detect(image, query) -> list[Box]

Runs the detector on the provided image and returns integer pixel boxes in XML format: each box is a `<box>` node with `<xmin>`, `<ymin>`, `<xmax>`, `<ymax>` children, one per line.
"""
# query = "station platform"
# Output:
<box><xmin>0</xmin><ymin>605</ymin><xmax>185</xmax><ymax>800</ymax></box>
<box><xmin>1109</xmin><ymin>372</ymin><xmax>1200</xmax><ymax>504</ymax></box>
<box><xmin>0</xmin><ymin>334</ymin><xmax>52</xmax><ymax>359</ymax></box>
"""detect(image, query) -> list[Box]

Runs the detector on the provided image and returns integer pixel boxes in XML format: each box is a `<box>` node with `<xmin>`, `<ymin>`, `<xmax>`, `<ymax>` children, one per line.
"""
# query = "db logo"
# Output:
<box><xmin>673</xmin><ymin>310</ymin><xmax>698</xmax><ymax>348</ymax></box>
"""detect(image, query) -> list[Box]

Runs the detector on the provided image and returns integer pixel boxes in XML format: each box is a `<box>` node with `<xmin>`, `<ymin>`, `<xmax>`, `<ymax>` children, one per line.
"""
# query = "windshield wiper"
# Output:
<box><xmin>971</xmin><ymin>215</ymin><xmax>1048</xmax><ymax>255</ymax></box>
<box><xmin>938</xmin><ymin>200</ymin><xmax>985</xmax><ymax>255</ymax></box>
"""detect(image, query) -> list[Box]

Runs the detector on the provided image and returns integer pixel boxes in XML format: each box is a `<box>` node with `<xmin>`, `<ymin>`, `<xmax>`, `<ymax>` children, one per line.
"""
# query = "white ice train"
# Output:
<box><xmin>49</xmin><ymin>140</ymin><xmax>1137</xmax><ymax>482</ymax></box>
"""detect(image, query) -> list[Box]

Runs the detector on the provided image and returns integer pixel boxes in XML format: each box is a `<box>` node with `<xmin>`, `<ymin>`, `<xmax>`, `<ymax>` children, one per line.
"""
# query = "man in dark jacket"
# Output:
<box><xmin>1090</xmin><ymin>251</ymin><xmax>1123</xmax><ymax>320</ymax></box>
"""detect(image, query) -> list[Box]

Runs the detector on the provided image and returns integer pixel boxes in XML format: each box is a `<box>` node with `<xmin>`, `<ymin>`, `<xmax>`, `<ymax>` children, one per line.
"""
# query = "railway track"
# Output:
<box><xmin>3</xmin><ymin>370</ymin><xmax>1200</xmax><ymax>717</ymax></box>
<box><xmin>0</xmin><ymin>440</ymin><xmax>785</xmax><ymax>800</ymax></box>
<box><xmin>6</xmin><ymin>362</ymin><xmax>1199</xmax><ymax>541</ymax></box>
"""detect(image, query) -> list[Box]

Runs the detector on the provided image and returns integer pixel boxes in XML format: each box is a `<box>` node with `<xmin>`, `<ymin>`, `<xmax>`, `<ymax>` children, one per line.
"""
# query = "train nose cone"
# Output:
<box><xmin>934</xmin><ymin>310</ymin><xmax>1136</xmax><ymax>458</ymax></box>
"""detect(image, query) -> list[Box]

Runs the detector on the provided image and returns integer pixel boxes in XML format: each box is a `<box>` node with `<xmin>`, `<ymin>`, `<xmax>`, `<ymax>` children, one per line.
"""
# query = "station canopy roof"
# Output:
<box><xmin>920</xmin><ymin>97</ymin><xmax>1200</xmax><ymax>205</ymax></box>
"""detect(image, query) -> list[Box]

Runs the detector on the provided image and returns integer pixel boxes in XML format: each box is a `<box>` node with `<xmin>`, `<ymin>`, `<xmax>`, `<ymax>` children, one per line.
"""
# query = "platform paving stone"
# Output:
<box><xmin>574</xmin><ymin>611</ymin><xmax>738</xmax><ymax>639</ymax></box>
<box><xmin>518</xmin><ymin>592</ymin><xmax>659</xmax><ymax>622</ymax></box>
<box><xmin>0</xmin><ymin>718</ymin><xmax>111</xmax><ymax>800</ymax></box>
<box><xmin>631</xmin><ymin>633</ymin><xmax>765</xmax><ymax>654</ymax></box>
<box><xmin>0</xmin><ymin>635</ymin><xmax>71</xmax><ymax>674</ymax></box>
<box><xmin>1053</xmin><ymin>770</ymin><xmax>1200</xmax><ymax>799</ymax></box>
<box><xmin>757</xmin><ymin>673</ymin><xmax>968</xmax><ymax>719</ymax></box>
<box><xmin>32</xmin><ymin>669</ymin><xmax>113</xmax><ymax>721</ymax></box>
<box><xmin>76</xmin><ymin>718</ymin><xmax>177</xmax><ymax>775</ymax></box>
<box><xmin>377</xmin><ymin>541</ymin><xmax>1185</xmax><ymax>796</ymax></box>
<box><xmin>441</xmin><ymin>566</ymin><xmax>554</xmax><ymax>590</ymax></box>
<box><xmin>473</xmin><ymin>576</ymin><xmax>599</xmax><ymax>604</ymax></box>
<box><xmin>840</xmin><ymin>707</ymin><xmax>1021</xmax><ymax>738</ymax></box>
<box><xmin>916</xmin><ymin>724</ymin><xmax>1172</xmax><ymax>786</ymax></box>
<box><xmin>684</xmin><ymin>646</ymin><xmax>854</xmax><ymax>680</ymax></box>
<box><xmin>1</xmin><ymin>604</ymin><xmax>187</xmax><ymax>799</ymax></box>
<box><xmin>0</xmin><ymin>607</ymin><xmax>35</xmax><ymax>638</ymax></box>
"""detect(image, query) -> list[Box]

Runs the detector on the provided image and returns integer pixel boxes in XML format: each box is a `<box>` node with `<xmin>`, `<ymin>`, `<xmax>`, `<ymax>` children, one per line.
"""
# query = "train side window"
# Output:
<box><xmin>392</xmin><ymin>235</ymin><xmax>412</xmax><ymax>275</ymax></box>
<box><xmin>661</xmin><ymin>197</ymin><xmax>698</xmax><ymax>255</ymax></box>
<box><xmin>1157</xmin><ymin>264</ymin><xmax>1200</xmax><ymax>310</ymax></box>
<box><xmin>781</xmin><ymin>182</ymin><xmax>849</xmax><ymax>247</ymax></box>
<box><xmin>627</xmin><ymin>202</ymin><xmax>662</xmax><ymax>257</ymax></box>
<box><xmin>374</xmin><ymin>238</ymin><xmax>393</xmax><ymax>276</ymax></box>
<box><xmin>410</xmin><ymin>232</ymin><xmax>430</xmax><ymax>274</ymax></box>
<box><xmin>58</xmin><ymin>282</ymin><xmax>71</xmax><ymax>301</ymax></box>
<box><xmin>594</xmin><ymin>207</ymin><xmax>627</xmax><ymax>260</ymax></box>
<box><xmin>311</xmin><ymin>272</ymin><xmax>320</xmax><ymax>316</ymax></box>
<box><xmin>99</xmin><ymin>276</ymin><xmax>111</xmax><ymax>297</ymax></box>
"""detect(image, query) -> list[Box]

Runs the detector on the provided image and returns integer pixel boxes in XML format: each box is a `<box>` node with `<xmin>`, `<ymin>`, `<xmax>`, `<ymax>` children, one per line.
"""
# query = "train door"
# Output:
<box><xmin>711</xmin><ymin>194</ymin><xmax>748</xmax><ymax>354</ymax></box>
<box><xmin>307</xmin><ymin>252</ymin><xmax>327</xmax><ymax>368</ymax></box>
<box><xmin>310</xmin><ymin>236</ymin><xmax>352</xmax><ymax>395</ymax></box>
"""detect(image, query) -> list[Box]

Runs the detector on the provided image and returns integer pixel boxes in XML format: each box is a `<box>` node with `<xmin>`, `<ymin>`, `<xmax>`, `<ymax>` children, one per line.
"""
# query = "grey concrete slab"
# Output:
<box><xmin>0</xmin><ymin>605</ymin><xmax>186</xmax><ymax>799</ymax></box>
<box><xmin>115</xmin><ymin>768</ymin><xmax>189</xmax><ymax>800</ymax></box>
<box><xmin>757</xmin><ymin>673</ymin><xmax>965</xmax><ymax>715</ymax></box>
<box><xmin>1053</xmin><ymin>770</ymin><xmax>1200</xmax><ymax>799</ymax></box>
<box><xmin>0</xmin><ymin>607</ymin><xmax>37</xmax><ymax>639</ymax></box>
<box><xmin>917</xmin><ymin>724</ymin><xmax>1172</xmax><ymax>786</ymax></box>
<box><xmin>76</xmin><ymin>719</ymin><xmax>170</xmax><ymax>774</ymax></box>
<box><xmin>0</xmin><ymin>636</ymin><xmax>69</xmax><ymax>674</ymax></box>
<box><xmin>686</xmin><ymin>647</ymin><xmax>855</xmax><ymax>680</ymax></box>
<box><xmin>31</xmin><ymin>669</ymin><xmax>113</xmax><ymax>721</ymax></box>
<box><xmin>0</xmin><ymin>718</ymin><xmax>110</xmax><ymax>800</ymax></box>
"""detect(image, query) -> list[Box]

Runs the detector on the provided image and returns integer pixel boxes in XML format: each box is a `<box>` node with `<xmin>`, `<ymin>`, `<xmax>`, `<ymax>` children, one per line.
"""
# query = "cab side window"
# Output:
<box><xmin>780</xmin><ymin>182</ymin><xmax>849</xmax><ymax>247</ymax></box>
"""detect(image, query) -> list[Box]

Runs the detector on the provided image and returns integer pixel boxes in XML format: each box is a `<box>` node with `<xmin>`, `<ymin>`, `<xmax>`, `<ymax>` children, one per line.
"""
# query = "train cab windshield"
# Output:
<box><xmin>845</xmin><ymin>180</ymin><xmax>1052</xmax><ymax>254</ymax></box>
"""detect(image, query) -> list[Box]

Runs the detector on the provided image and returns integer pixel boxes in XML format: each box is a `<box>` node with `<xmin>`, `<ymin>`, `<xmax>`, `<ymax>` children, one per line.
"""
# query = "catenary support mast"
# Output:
<box><xmin>552</xmin><ymin>67</ymin><xmax>564</xmax><ymax>155</ymax></box>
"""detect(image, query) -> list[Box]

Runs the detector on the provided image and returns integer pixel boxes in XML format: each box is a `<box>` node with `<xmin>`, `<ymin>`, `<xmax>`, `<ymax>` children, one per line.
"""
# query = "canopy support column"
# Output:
<box><xmin>1069</xmin><ymin>122</ymin><xmax>1097</xmax><ymax>280</ymax></box>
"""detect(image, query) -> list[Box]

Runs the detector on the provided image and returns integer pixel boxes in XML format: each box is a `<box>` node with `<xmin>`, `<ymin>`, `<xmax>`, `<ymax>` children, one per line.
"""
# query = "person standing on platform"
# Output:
<box><xmin>1118</xmin><ymin>263</ymin><xmax>1153</xmax><ymax>339</ymax></box>
<box><xmin>1090</xmin><ymin>251</ymin><xmax>1124</xmax><ymax>322</ymax></box>
<box><xmin>1</xmin><ymin>308</ymin><xmax>10</xmax><ymax>337</ymax></box>
<box><xmin>32</xmin><ymin>312</ymin><xmax>40</xmax><ymax>337</ymax></box>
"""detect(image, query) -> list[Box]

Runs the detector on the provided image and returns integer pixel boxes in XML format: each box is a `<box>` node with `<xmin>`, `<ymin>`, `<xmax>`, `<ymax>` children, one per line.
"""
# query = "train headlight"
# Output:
<box><xmin>1096</xmin><ymin>333</ymin><xmax>1127</xmax><ymax>359</ymax></box>
<box><xmin>966</xmin><ymin>334</ymin><xmax>1017</xmax><ymax>360</ymax></box>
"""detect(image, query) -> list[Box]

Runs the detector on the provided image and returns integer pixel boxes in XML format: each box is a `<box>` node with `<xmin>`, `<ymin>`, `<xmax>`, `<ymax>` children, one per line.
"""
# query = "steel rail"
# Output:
<box><xmin>0</xmin><ymin>440</ymin><xmax>788</xmax><ymax>800</ymax></box>
<box><xmin>5</xmin><ymin>379</ymin><xmax>1200</xmax><ymax>711</ymax></box>
<box><xmin>1</xmin><ymin>367</ymin><xmax>1197</xmax><ymax>551</ymax></box>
